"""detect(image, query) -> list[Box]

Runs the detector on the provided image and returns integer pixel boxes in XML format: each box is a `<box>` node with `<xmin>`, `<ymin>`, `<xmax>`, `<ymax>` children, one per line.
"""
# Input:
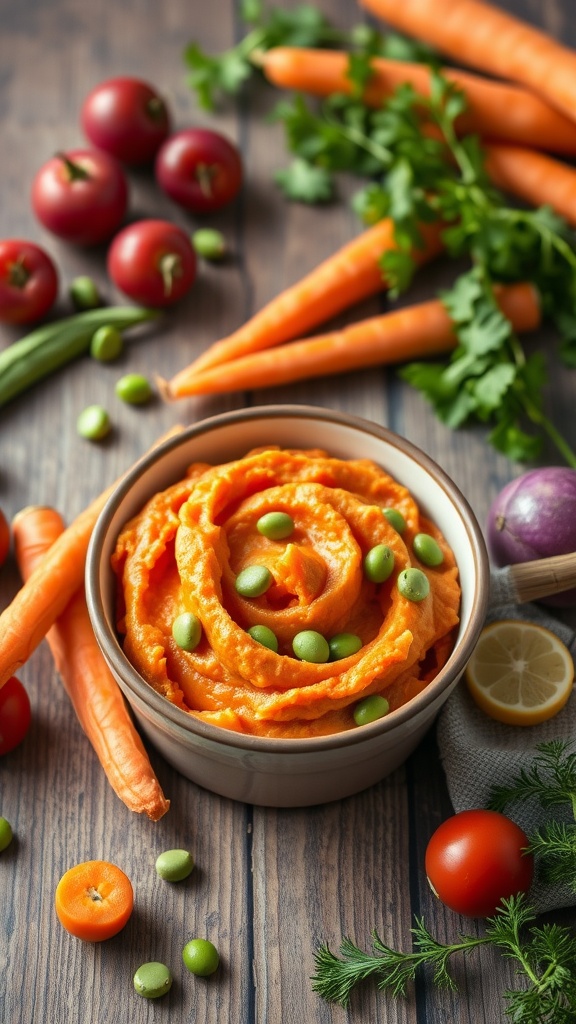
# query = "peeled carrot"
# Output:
<box><xmin>0</xmin><ymin>425</ymin><xmax>182</xmax><ymax>691</ymax></box>
<box><xmin>258</xmin><ymin>47</ymin><xmax>576</xmax><ymax>156</ymax></box>
<box><xmin>163</xmin><ymin>218</ymin><xmax>442</xmax><ymax>394</ymax></box>
<box><xmin>485</xmin><ymin>143</ymin><xmax>576</xmax><ymax>229</ymax></box>
<box><xmin>358</xmin><ymin>0</ymin><xmax>576</xmax><ymax>126</ymax></box>
<box><xmin>162</xmin><ymin>282</ymin><xmax>540</xmax><ymax>397</ymax></box>
<box><xmin>55</xmin><ymin>860</ymin><xmax>134</xmax><ymax>940</ymax></box>
<box><xmin>13</xmin><ymin>506</ymin><xmax>170</xmax><ymax>821</ymax></box>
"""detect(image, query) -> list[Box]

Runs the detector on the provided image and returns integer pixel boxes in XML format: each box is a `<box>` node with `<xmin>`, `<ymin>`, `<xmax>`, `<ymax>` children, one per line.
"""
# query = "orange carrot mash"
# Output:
<box><xmin>112</xmin><ymin>448</ymin><xmax>461</xmax><ymax>738</ymax></box>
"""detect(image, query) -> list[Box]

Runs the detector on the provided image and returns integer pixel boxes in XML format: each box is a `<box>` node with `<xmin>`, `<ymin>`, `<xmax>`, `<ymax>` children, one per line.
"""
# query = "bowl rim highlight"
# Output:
<box><xmin>85</xmin><ymin>404</ymin><xmax>490</xmax><ymax>754</ymax></box>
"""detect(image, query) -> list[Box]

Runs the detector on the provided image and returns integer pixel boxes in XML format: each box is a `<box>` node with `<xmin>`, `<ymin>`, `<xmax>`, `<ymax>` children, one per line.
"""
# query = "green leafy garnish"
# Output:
<box><xmin>271</xmin><ymin>62</ymin><xmax>576</xmax><ymax>465</ymax></box>
<box><xmin>313</xmin><ymin>740</ymin><xmax>576</xmax><ymax>1020</ymax></box>
<box><xmin>489</xmin><ymin>741</ymin><xmax>576</xmax><ymax>894</ymax></box>
<box><xmin>312</xmin><ymin>894</ymin><xmax>576</xmax><ymax>1020</ymax></box>
<box><xmin>183</xmin><ymin>0</ymin><xmax>438</xmax><ymax>110</ymax></box>
<box><xmin>274</xmin><ymin>157</ymin><xmax>334</xmax><ymax>203</ymax></box>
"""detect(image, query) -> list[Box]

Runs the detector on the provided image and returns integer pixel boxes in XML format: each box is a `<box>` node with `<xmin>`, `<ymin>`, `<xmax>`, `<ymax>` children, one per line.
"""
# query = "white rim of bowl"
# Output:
<box><xmin>86</xmin><ymin>404</ymin><xmax>490</xmax><ymax>754</ymax></box>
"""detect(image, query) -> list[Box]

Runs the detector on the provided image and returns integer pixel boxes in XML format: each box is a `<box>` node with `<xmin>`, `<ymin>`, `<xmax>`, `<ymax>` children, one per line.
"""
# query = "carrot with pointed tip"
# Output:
<box><xmin>161</xmin><ymin>282</ymin><xmax>540</xmax><ymax>398</ymax></box>
<box><xmin>358</xmin><ymin>0</ymin><xmax>576</xmax><ymax>126</ymax></box>
<box><xmin>163</xmin><ymin>218</ymin><xmax>443</xmax><ymax>394</ymax></box>
<box><xmin>257</xmin><ymin>46</ymin><xmax>576</xmax><ymax>156</ymax></box>
<box><xmin>12</xmin><ymin>505</ymin><xmax>169</xmax><ymax>821</ymax></box>
<box><xmin>259</xmin><ymin>46</ymin><xmax>576</xmax><ymax>233</ymax></box>
<box><xmin>0</xmin><ymin>425</ymin><xmax>182</xmax><ymax>690</ymax></box>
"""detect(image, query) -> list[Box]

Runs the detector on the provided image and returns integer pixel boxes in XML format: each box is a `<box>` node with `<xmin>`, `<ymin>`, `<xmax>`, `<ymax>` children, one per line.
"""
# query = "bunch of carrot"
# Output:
<box><xmin>162</xmin><ymin>0</ymin><xmax>576</xmax><ymax>400</ymax></box>
<box><xmin>0</xmin><ymin>428</ymin><xmax>182</xmax><ymax>821</ymax></box>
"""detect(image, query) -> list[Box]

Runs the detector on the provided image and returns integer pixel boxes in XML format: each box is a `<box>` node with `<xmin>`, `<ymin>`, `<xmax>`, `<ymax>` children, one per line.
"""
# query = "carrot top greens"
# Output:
<box><xmin>183</xmin><ymin>0</ymin><xmax>435</xmax><ymax>111</ymax></box>
<box><xmin>271</xmin><ymin>65</ymin><xmax>576</xmax><ymax>466</ymax></box>
<box><xmin>184</xmin><ymin>6</ymin><xmax>576</xmax><ymax>467</ymax></box>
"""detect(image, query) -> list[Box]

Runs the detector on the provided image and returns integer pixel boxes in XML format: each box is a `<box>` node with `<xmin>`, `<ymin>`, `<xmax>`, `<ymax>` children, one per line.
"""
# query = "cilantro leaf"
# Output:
<box><xmin>184</xmin><ymin>42</ymin><xmax>254</xmax><ymax>110</ymax></box>
<box><xmin>274</xmin><ymin>158</ymin><xmax>334</xmax><ymax>203</ymax></box>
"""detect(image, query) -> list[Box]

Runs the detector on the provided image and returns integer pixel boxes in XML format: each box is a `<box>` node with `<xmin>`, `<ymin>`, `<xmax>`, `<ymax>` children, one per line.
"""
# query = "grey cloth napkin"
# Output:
<box><xmin>436</xmin><ymin>602</ymin><xmax>576</xmax><ymax>914</ymax></box>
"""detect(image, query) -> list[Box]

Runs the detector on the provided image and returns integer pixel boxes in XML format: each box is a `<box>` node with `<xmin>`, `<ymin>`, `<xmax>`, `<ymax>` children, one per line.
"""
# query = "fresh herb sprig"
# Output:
<box><xmin>489</xmin><ymin>741</ymin><xmax>576</xmax><ymax>893</ymax></box>
<box><xmin>183</xmin><ymin>0</ymin><xmax>437</xmax><ymax>110</ymax></box>
<box><xmin>271</xmin><ymin>65</ymin><xmax>576</xmax><ymax>466</ymax></box>
<box><xmin>312</xmin><ymin>893</ymin><xmax>576</xmax><ymax>1021</ymax></box>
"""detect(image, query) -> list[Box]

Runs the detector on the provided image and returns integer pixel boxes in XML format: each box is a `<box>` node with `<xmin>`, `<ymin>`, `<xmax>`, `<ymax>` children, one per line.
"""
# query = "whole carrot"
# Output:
<box><xmin>164</xmin><ymin>282</ymin><xmax>540</xmax><ymax>398</ymax></box>
<box><xmin>258</xmin><ymin>47</ymin><xmax>576</xmax><ymax>156</ymax></box>
<box><xmin>0</xmin><ymin>425</ymin><xmax>182</xmax><ymax>690</ymax></box>
<box><xmin>358</xmin><ymin>0</ymin><xmax>576</xmax><ymax>126</ymax></box>
<box><xmin>485</xmin><ymin>144</ymin><xmax>576</xmax><ymax>229</ymax></box>
<box><xmin>163</xmin><ymin>218</ymin><xmax>442</xmax><ymax>392</ymax></box>
<box><xmin>12</xmin><ymin>506</ymin><xmax>169</xmax><ymax>821</ymax></box>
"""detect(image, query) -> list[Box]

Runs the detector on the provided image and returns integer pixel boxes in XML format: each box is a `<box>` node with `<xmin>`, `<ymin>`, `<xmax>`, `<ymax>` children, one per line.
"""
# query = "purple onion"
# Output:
<box><xmin>486</xmin><ymin>467</ymin><xmax>576</xmax><ymax>607</ymax></box>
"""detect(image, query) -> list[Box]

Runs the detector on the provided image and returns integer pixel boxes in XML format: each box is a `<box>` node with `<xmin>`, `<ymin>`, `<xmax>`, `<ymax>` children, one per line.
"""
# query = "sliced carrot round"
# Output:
<box><xmin>55</xmin><ymin>860</ymin><xmax>134</xmax><ymax>941</ymax></box>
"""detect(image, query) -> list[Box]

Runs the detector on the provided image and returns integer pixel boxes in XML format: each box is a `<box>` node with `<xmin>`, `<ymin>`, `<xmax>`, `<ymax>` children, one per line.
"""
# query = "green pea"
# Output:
<box><xmin>364</xmin><ymin>544</ymin><xmax>395</xmax><ymax>583</ymax></box>
<box><xmin>70</xmin><ymin>275</ymin><xmax>102</xmax><ymax>310</ymax></box>
<box><xmin>0</xmin><ymin>816</ymin><xmax>13</xmax><ymax>852</ymax></box>
<box><xmin>397</xmin><ymin>567</ymin><xmax>430</xmax><ymax>602</ymax></box>
<box><xmin>247</xmin><ymin>624</ymin><xmax>279</xmax><ymax>652</ymax></box>
<box><xmin>413</xmin><ymin>533</ymin><xmax>444</xmax><ymax>567</ymax></box>
<box><xmin>155</xmin><ymin>848</ymin><xmax>195</xmax><ymax>882</ymax></box>
<box><xmin>133</xmin><ymin>962</ymin><xmax>173</xmax><ymax>999</ymax></box>
<box><xmin>329</xmin><ymin>632</ymin><xmax>362</xmax><ymax>660</ymax></box>
<box><xmin>172</xmin><ymin>613</ymin><xmax>202</xmax><ymax>652</ymax></box>
<box><xmin>235</xmin><ymin>565</ymin><xmax>273</xmax><ymax>598</ymax></box>
<box><xmin>182</xmin><ymin>938</ymin><xmax>220</xmax><ymax>977</ymax></box>
<box><xmin>90</xmin><ymin>324</ymin><xmax>123</xmax><ymax>362</ymax></box>
<box><xmin>76</xmin><ymin>404</ymin><xmax>111</xmax><ymax>441</ymax></box>
<box><xmin>115</xmin><ymin>372</ymin><xmax>153</xmax><ymax>405</ymax></box>
<box><xmin>256</xmin><ymin>511</ymin><xmax>295</xmax><ymax>540</ymax></box>
<box><xmin>192</xmin><ymin>228</ymin><xmax>227</xmax><ymax>261</ymax></box>
<box><xmin>383</xmin><ymin>507</ymin><xmax>406</xmax><ymax>533</ymax></box>
<box><xmin>292</xmin><ymin>630</ymin><xmax>330</xmax><ymax>663</ymax></box>
<box><xmin>353</xmin><ymin>695</ymin><xmax>390</xmax><ymax>726</ymax></box>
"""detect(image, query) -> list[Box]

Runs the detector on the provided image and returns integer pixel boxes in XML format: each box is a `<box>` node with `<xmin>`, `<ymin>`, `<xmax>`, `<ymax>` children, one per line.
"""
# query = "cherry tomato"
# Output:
<box><xmin>107</xmin><ymin>219</ymin><xmax>197</xmax><ymax>307</ymax></box>
<box><xmin>31</xmin><ymin>148</ymin><xmax>128</xmax><ymax>246</ymax></box>
<box><xmin>0</xmin><ymin>507</ymin><xmax>10</xmax><ymax>567</ymax></box>
<box><xmin>155</xmin><ymin>128</ymin><xmax>242</xmax><ymax>214</ymax></box>
<box><xmin>0</xmin><ymin>239</ymin><xmax>59</xmax><ymax>325</ymax></box>
<box><xmin>425</xmin><ymin>809</ymin><xmax>534</xmax><ymax>918</ymax></box>
<box><xmin>0</xmin><ymin>676</ymin><xmax>32</xmax><ymax>756</ymax></box>
<box><xmin>81</xmin><ymin>77</ymin><xmax>171</xmax><ymax>165</ymax></box>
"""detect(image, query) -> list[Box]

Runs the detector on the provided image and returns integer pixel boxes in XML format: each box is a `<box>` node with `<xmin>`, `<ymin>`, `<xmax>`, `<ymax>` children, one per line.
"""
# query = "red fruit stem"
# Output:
<box><xmin>8</xmin><ymin>256</ymin><xmax>30</xmax><ymax>289</ymax></box>
<box><xmin>56</xmin><ymin>152</ymin><xmax>90</xmax><ymax>181</ymax></box>
<box><xmin>146</xmin><ymin>96</ymin><xmax>166</xmax><ymax>124</ymax></box>
<box><xmin>195</xmin><ymin>163</ymin><xmax>217</xmax><ymax>197</ymax></box>
<box><xmin>159</xmin><ymin>253</ymin><xmax>183</xmax><ymax>296</ymax></box>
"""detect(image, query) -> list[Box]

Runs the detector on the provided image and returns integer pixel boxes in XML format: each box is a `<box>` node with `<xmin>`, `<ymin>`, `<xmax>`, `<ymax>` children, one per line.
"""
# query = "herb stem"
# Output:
<box><xmin>522</xmin><ymin>394</ymin><xmax>576</xmax><ymax>468</ymax></box>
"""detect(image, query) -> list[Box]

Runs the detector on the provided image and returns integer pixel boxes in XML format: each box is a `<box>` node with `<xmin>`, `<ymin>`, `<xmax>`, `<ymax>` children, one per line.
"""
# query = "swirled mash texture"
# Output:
<box><xmin>112</xmin><ymin>448</ymin><xmax>461</xmax><ymax>738</ymax></box>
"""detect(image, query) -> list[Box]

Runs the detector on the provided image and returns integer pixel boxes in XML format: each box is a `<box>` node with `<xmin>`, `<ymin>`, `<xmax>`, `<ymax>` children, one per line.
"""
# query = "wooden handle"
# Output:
<box><xmin>507</xmin><ymin>552</ymin><xmax>576</xmax><ymax>603</ymax></box>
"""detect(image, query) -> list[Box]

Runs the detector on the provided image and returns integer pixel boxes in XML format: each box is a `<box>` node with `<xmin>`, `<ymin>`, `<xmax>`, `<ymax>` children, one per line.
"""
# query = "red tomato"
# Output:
<box><xmin>31</xmin><ymin>148</ymin><xmax>128</xmax><ymax>246</ymax></box>
<box><xmin>0</xmin><ymin>239</ymin><xmax>59</xmax><ymax>325</ymax></box>
<box><xmin>81</xmin><ymin>77</ymin><xmax>171</xmax><ymax>165</ymax></box>
<box><xmin>155</xmin><ymin>128</ymin><xmax>242</xmax><ymax>214</ymax></box>
<box><xmin>0</xmin><ymin>507</ymin><xmax>10</xmax><ymax>566</ymax></box>
<box><xmin>107</xmin><ymin>219</ymin><xmax>197</xmax><ymax>307</ymax></box>
<box><xmin>425</xmin><ymin>809</ymin><xmax>534</xmax><ymax>918</ymax></box>
<box><xmin>0</xmin><ymin>676</ymin><xmax>32</xmax><ymax>756</ymax></box>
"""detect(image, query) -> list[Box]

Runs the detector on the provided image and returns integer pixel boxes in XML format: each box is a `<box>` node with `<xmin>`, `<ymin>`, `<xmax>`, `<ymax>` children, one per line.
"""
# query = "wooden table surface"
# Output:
<box><xmin>1</xmin><ymin>1</ymin><xmax>576</xmax><ymax>1022</ymax></box>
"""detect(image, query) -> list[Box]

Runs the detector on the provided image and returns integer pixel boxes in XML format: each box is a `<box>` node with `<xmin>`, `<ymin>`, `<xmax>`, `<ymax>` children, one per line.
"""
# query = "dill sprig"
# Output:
<box><xmin>489</xmin><ymin>741</ymin><xmax>576</xmax><ymax>894</ymax></box>
<box><xmin>311</xmin><ymin>894</ymin><xmax>576</xmax><ymax>1021</ymax></box>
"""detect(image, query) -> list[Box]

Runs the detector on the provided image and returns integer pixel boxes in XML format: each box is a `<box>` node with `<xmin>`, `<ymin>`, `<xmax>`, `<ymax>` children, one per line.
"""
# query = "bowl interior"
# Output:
<box><xmin>86</xmin><ymin>405</ymin><xmax>490</xmax><ymax>752</ymax></box>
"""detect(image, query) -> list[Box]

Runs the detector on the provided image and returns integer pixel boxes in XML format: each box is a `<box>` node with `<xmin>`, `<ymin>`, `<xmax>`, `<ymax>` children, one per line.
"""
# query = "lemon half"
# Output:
<box><xmin>465</xmin><ymin>619</ymin><xmax>574</xmax><ymax>726</ymax></box>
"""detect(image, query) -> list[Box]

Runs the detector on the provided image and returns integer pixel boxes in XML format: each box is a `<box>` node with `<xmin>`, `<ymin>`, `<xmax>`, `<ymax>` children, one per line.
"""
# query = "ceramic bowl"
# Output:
<box><xmin>85</xmin><ymin>405</ymin><xmax>490</xmax><ymax>807</ymax></box>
